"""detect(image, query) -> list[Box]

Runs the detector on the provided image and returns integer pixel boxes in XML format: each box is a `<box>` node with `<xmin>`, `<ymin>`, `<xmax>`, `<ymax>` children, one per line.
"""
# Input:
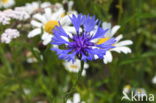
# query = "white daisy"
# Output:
<box><xmin>66</xmin><ymin>93</ymin><xmax>85</xmax><ymax>103</ymax></box>
<box><xmin>0</xmin><ymin>0</ymin><xmax>15</xmax><ymax>8</ymax></box>
<box><xmin>123</xmin><ymin>85</ymin><xmax>131</xmax><ymax>94</ymax></box>
<box><xmin>28</xmin><ymin>7</ymin><xmax>75</xmax><ymax>45</ymax></box>
<box><xmin>63</xmin><ymin>59</ymin><xmax>89</xmax><ymax>76</ymax></box>
<box><xmin>96</xmin><ymin>22</ymin><xmax>133</xmax><ymax>64</ymax></box>
<box><xmin>152</xmin><ymin>75</ymin><xmax>156</xmax><ymax>84</ymax></box>
<box><xmin>135</xmin><ymin>88</ymin><xmax>147</xmax><ymax>97</ymax></box>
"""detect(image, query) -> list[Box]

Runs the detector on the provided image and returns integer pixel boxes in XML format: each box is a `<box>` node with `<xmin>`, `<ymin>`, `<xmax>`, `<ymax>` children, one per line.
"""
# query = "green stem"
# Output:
<box><xmin>64</xmin><ymin>61</ymin><xmax>84</xmax><ymax>102</ymax></box>
<box><xmin>118</xmin><ymin>0</ymin><xmax>123</xmax><ymax>23</ymax></box>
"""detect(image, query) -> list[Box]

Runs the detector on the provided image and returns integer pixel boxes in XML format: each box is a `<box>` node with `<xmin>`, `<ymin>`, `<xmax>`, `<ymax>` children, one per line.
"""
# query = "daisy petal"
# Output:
<box><xmin>103</xmin><ymin>51</ymin><xmax>113</xmax><ymax>64</ymax></box>
<box><xmin>111</xmin><ymin>47</ymin><xmax>132</xmax><ymax>54</ymax></box>
<box><xmin>31</xmin><ymin>20</ymin><xmax>42</xmax><ymax>27</ymax></box>
<box><xmin>60</xmin><ymin>15</ymin><xmax>71</xmax><ymax>25</ymax></box>
<box><xmin>33</xmin><ymin>13</ymin><xmax>47</xmax><ymax>23</ymax></box>
<box><xmin>44</xmin><ymin>8</ymin><xmax>52</xmax><ymax>20</ymax></box>
<box><xmin>110</xmin><ymin>25</ymin><xmax>120</xmax><ymax>37</ymax></box>
<box><xmin>115</xmin><ymin>40</ymin><xmax>133</xmax><ymax>46</ymax></box>
<box><xmin>41</xmin><ymin>32</ymin><xmax>53</xmax><ymax>45</ymax></box>
<box><xmin>28</xmin><ymin>28</ymin><xmax>41</xmax><ymax>38</ymax></box>
<box><xmin>115</xmin><ymin>34</ymin><xmax>123</xmax><ymax>42</ymax></box>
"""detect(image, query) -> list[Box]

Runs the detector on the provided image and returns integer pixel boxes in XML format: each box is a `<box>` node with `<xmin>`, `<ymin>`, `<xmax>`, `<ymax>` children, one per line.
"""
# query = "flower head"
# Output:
<box><xmin>51</xmin><ymin>14</ymin><xmax>116</xmax><ymax>62</ymax></box>
<box><xmin>28</xmin><ymin>6</ymin><xmax>75</xmax><ymax>45</ymax></box>
<box><xmin>97</xmin><ymin>22</ymin><xmax>133</xmax><ymax>64</ymax></box>
<box><xmin>0</xmin><ymin>0</ymin><xmax>15</xmax><ymax>8</ymax></box>
<box><xmin>1</xmin><ymin>28</ymin><xmax>20</xmax><ymax>44</ymax></box>
<box><xmin>123</xmin><ymin>85</ymin><xmax>131</xmax><ymax>94</ymax></box>
<box><xmin>63</xmin><ymin>59</ymin><xmax>89</xmax><ymax>76</ymax></box>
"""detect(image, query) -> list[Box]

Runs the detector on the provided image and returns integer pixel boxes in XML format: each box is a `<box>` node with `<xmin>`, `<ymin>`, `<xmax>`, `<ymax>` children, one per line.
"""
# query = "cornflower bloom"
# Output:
<box><xmin>51</xmin><ymin>14</ymin><xmax>116</xmax><ymax>62</ymax></box>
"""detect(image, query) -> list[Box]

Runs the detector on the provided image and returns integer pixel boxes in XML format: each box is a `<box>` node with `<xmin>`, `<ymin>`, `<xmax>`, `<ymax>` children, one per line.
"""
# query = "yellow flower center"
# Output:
<box><xmin>44</xmin><ymin>20</ymin><xmax>59</xmax><ymax>33</ymax></box>
<box><xmin>96</xmin><ymin>37</ymin><xmax>110</xmax><ymax>45</ymax></box>
<box><xmin>70</xmin><ymin>65</ymin><xmax>78</xmax><ymax>69</ymax></box>
<box><xmin>137</xmin><ymin>89</ymin><xmax>144</xmax><ymax>93</ymax></box>
<box><xmin>2</xmin><ymin>0</ymin><xmax>9</xmax><ymax>3</ymax></box>
<box><xmin>124</xmin><ymin>85</ymin><xmax>131</xmax><ymax>90</ymax></box>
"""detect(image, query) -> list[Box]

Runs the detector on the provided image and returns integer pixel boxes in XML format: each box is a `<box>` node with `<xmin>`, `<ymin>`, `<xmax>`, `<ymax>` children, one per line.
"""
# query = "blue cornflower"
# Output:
<box><xmin>51</xmin><ymin>14</ymin><xmax>116</xmax><ymax>62</ymax></box>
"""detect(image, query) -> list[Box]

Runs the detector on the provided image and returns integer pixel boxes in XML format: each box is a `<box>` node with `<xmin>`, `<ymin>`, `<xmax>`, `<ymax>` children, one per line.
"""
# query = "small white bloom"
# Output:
<box><xmin>0</xmin><ymin>10</ymin><xmax>11</xmax><ymax>25</ymax></box>
<box><xmin>26</xmin><ymin>51</ymin><xmax>38</xmax><ymax>63</ymax></box>
<box><xmin>66</xmin><ymin>93</ymin><xmax>85</xmax><ymax>103</ymax></box>
<box><xmin>135</xmin><ymin>88</ymin><xmax>147</xmax><ymax>97</ymax></box>
<box><xmin>28</xmin><ymin>7</ymin><xmax>74</xmax><ymax>45</ymax></box>
<box><xmin>13</xmin><ymin>7</ymin><xmax>30</xmax><ymax>20</ymax></box>
<box><xmin>24</xmin><ymin>1</ymin><xmax>51</xmax><ymax>15</ymax></box>
<box><xmin>0</xmin><ymin>0</ymin><xmax>15</xmax><ymax>8</ymax></box>
<box><xmin>23</xmin><ymin>88</ymin><xmax>31</xmax><ymax>95</ymax></box>
<box><xmin>1</xmin><ymin>28</ymin><xmax>20</xmax><ymax>44</ymax></box>
<box><xmin>123</xmin><ymin>85</ymin><xmax>131</xmax><ymax>94</ymax></box>
<box><xmin>63</xmin><ymin>59</ymin><xmax>89</xmax><ymax>76</ymax></box>
<box><xmin>97</xmin><ymin>22</ymin><xmax>133</xmax><ymax>64</ymax></box>
<box><xmin>152</xmin><ymin>75</ymin><xmax>156</xmax><ymax>84</ymax></box>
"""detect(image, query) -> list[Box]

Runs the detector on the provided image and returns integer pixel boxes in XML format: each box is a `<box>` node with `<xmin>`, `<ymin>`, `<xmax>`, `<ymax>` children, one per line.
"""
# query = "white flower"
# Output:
<box><xmin>0</xmin><ymin>0</ymin><xmax>15</xmax><ymax>8</ymax></box>
<box><xmin>0</xmin><ymin>10</ymin><xmax>11</xmax><ymax>25</ymax></box>
<box><xmin>12</xmin><ymin>7</ymin><xmax>30</xmax><ymax>20</ymax></box>
<box><xmin>135</xmin><ymin>88</ymin><xmax>147</xmax><ymax>97</ymax></box>
<box><xmin>26</xmin><ymin>51</ymin><xmax>38</xmax><ymax>63</ymax></box>
<box><xmin>66</xmin><ymin>93</ymin><xmax>85</xmax><ymax>103</ymax></box>
<box><xmin>0</xmin><ymin>8</ymin><xmax>30</xmax><ymax>25</ymax></box>
<box><xmin>28</xmin><ymin>7</ymin><xmax>75</xmax><ymax>45</ymax></box>
<box><xmin>152</xmin><ymin>75</ymin><xmax>156</xmax><ymax>84</ymax></box>
<box><xmin>123</xmin><ymin>85</ymin><xmax>131</xmax><ymax>94</ymax></box>
<box><xmin>1</xmin><ymin>28</ymin><xmax>20</xmax><ymax>44</ymax></box>
<box><xmin>63</xmin><ymin>59</ymin><xmax>89</xmax><ymax>76</ymax></box>
<box><xmin>24</xmin><ymin>1</ymin><xmax>52</xmax><ymax>15</ymax></box>
<box><xmin>23</xmin><ymin>88</ymin><xmax>31</xmax><ymax>95</ymax></box>
<box><xmin>96</xmin><ymin>22</ymin><xmax>133</xmax><ymax>64</ymax></box>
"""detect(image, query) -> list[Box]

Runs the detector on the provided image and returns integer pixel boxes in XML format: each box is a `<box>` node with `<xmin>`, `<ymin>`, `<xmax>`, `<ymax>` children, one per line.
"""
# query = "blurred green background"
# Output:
<box><xmin>0</xmin><ymin>0</ymin><xmax>156</xmax><ymax>103</ymax></box>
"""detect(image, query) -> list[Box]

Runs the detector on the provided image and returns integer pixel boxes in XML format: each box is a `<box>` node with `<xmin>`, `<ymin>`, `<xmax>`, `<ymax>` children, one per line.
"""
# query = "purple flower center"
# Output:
<box><xmin>68</xmin><ymin>33</ymin><xmax>94</xmax><ymax>58</ymax></box>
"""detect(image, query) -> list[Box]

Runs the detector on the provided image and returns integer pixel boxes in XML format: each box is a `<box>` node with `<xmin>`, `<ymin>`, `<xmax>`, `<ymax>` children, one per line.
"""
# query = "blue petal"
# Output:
<box><xmin>92</xmin><ymin>27</ymin><xmax>108</xmax><ymax>39</ymax></box>
<box><xmin>83</xmin><ymin>15</ymin><xmax>98</xmax><ymax>32</ymax></box>
<box><xmin>52</xmin><ymin>36</ymin><xmax>69</xmax><ymax>45</ymax></box>
<box><xmin>53</xmin><ymin>26</ymin><xmax>69</xmax><ymax>37</ymax></box>
<box><xmin>70</xmin><ymin>14</ymin><xmax>85</xmax><ymax>33</ymax></box>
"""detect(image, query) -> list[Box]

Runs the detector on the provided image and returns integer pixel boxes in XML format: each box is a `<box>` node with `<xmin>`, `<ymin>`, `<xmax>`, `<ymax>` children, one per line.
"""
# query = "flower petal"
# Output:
<box><xmin>28</xmin><ymin>28</ymin><xmax>41</xmax><ymax>38</ymax></box>
<box><xmin>110</xmin><ymin>25</ymin><xmax>120</xmax><ymax>37</ymax></box>
<box><xmin>33</xmin><ymin>13</ymin><xmax>47</xmax><ymax>23</ymax></box>
<box><xmin>115</xmin><ymin>34</ymin><xmax>123</xmax><ymax>42</ymax></box>
<box><xmin>103</xmin><ymin>51</ymin><xmax>113</xmax><ymax>64</ymax></box>
<box><xmin>115</xmin><ymin>40</ymin><xmax>133</xmax><ymax>46</ymax></box>
<box><xmin>31</xmin><ymin>20</ymin><xmax>42</xmax><ymax>27</ymax></box>
<box><xmin>111</xmin><ymin>46</ymin><xmax>132</xmax><ymax>54</ymax></box>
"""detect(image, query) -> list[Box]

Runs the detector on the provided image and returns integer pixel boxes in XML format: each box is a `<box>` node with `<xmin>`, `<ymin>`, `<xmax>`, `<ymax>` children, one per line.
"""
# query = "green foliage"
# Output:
<box><xmin>0</xmin><ymin>0</ymin><xmax>156</xmax><ymax>103</ymax></box>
